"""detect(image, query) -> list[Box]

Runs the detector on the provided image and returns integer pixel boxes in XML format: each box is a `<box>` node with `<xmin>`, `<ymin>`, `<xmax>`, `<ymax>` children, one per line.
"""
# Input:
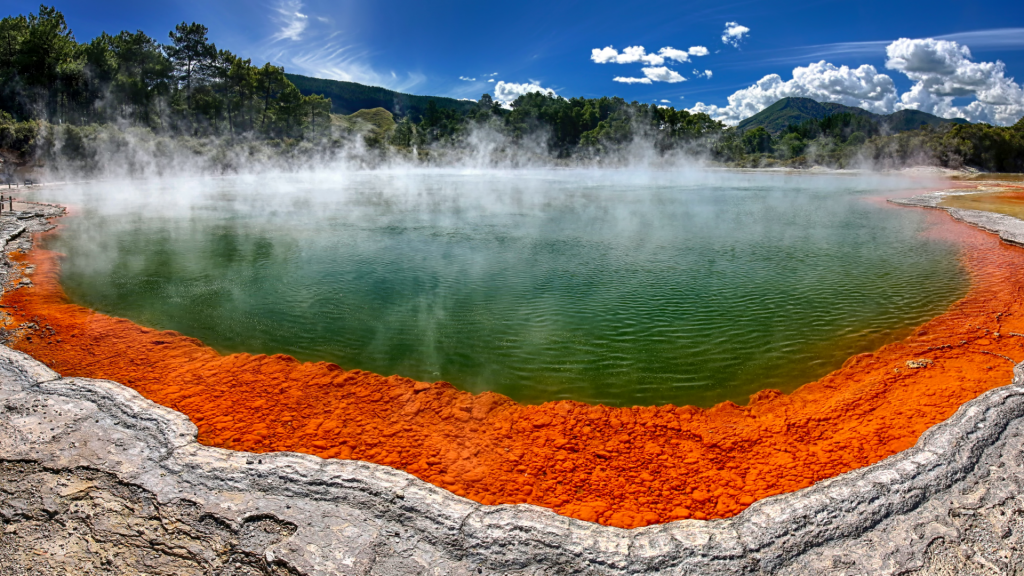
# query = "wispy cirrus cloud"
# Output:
<box><xmin>271</xmin><ymin>0</ymin><xmax>309</xmax><ymax>42</ymax></box>
<box><xmin>266</xmin><ymin>37</ymin><xmax>425</xmax><ymax>92</ymax></box>
<box><xmin>736</xmin><ymin>27</ymin><xmax>1024</xmax><ymax>71</ymax></box>
<box><xmin>936</xmin><ymin>28</ymin><xmax>1024</xmax><ymax>50</ymax></box>
<box><xmin>261</xmin><ymin>2</ymin><xmax>425</xmax><ymax>93</ymax></box>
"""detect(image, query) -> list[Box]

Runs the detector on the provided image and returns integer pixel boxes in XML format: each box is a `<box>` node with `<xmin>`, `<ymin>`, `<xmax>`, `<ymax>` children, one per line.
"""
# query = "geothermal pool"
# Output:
<box><xmin>29</xmin><ymin>169</ymin><xmax>966</xmax><ymax>408</ymax></box>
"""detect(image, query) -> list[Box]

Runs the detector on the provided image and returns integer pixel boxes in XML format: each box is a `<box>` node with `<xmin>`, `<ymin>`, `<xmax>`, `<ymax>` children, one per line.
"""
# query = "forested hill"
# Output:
<box><xmin>285</xmin><ymin>74</ymin><xmax>477</xmax><ymax>118</ymax></box>
<box><xmin>737</xmin><ymin>97</ymin><xmax>969</xmax><ymax>134</ymax></box>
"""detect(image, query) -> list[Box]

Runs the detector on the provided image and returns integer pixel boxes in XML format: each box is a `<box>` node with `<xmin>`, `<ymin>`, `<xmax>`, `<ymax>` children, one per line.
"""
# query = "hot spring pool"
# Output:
<box><xmin>30</xmin><ymin>169</ymin><xmax>967</xmax><ymax>407</ymax></box>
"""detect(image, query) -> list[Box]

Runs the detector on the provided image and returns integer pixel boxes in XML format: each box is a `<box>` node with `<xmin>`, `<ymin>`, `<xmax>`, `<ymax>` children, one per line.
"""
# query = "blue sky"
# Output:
<box><xmin>8</xmin><ymin>0</ymin><xmax>1024</xmax><ymax>124</ymax></box>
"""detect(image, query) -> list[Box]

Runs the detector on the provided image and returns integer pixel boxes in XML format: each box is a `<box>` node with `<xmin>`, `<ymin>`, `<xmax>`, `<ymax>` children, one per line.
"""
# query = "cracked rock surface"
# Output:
<box><xmin>1</xmin><ymin>195</ymin><xmax>1024</xmax><ymax>574</ymax></box>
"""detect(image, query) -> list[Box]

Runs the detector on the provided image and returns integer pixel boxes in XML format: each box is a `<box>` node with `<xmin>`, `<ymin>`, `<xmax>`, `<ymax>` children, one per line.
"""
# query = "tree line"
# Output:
<box><xmin>389</xmin><ymin>92</ymin><xmax>726</xmax><ymax>157</ymax></box>
<box><xmin>713</xmin><ymin>112</ymin><xmax>1024</xmax><ymax>172</ymax></box>
<box><xmin>1</xmin><ymin>4</ymin><xmax>1022</xmax><ymax>173</ymax></box>
<box><xmin>0</xmin><ymin>5</ymin><xmax>330</xmax><ymax>138</ymax></box>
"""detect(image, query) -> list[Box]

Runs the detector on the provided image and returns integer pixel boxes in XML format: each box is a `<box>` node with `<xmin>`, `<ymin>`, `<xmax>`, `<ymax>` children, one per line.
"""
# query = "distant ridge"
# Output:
<box><xmin>737</xmin><ymin>97</ymin><xmax>969</xmax><ymax>134</ymax></box>
<box><xmin>285</xmin><ymin>74</ymin><xmax>477</xmax><ymax>119</ymax></box>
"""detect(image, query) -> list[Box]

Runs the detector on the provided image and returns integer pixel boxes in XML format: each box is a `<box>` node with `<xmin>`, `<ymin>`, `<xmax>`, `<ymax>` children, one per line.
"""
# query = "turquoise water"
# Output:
<box><xmin>33</xmin><ymin>169</ymin><xmax>967</xmax><ymax>407</ymax></box>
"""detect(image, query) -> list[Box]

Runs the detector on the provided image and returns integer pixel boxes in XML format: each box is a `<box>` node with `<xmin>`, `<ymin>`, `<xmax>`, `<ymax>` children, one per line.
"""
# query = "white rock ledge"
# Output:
<box><xmin>3</xmin><ymin>194</ymin><xmax>1024</xmax><ymax>574</ymax></box>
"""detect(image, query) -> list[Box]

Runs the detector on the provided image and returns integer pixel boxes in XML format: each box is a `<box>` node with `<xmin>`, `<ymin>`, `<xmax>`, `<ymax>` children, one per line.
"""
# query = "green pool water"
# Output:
<box><xmin>33</xmin><ymin>169</ymin><xmax>967</xmax><ymax>408</ymax></box>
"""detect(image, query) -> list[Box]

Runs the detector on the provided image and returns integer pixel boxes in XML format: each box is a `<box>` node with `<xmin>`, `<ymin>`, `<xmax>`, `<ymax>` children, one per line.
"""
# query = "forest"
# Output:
<box><xmin>1</xmin><ymin>4</ymin><xmax>1022</xmax><ymax>175</ymax></box>
<box><xmin>718</xmin><ymin>112</ymin><xmax>1024</xmax><ymax>172</ymax></box>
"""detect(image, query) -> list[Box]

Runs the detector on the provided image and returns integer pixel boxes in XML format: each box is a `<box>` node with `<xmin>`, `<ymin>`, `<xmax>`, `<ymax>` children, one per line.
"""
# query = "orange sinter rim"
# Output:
<box><xmin>4</xmin><ymin>199</ymin><xmax>1024</xmax><ymax>529</ymax></box>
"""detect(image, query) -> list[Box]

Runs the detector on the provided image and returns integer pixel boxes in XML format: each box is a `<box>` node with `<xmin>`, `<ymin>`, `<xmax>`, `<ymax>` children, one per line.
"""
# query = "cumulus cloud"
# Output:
<box><xmin>685</xmin><ymin>36</ymin><xmax>1024</xmax><ymax>127</ymax></box>
<box><xmin>660</xmin><ymin>99</ymin><xmax>671</xmax><ymax>103</ymax></box>
<box><xmin>592</xmin><ymin>45</ymin><xmax>665</xmax><ymax>65</ymax></box>
<box><xmin>591</xmin><ymin>45</ymin><xmax>704</xmax><ymax>66</ymax></box>
<box><xmin>722</xmin><ymin>22</ymin><xmax>750</xmax><ymax>48</ymax></box>
<box><xmin>885</xmin><ymin>38</ymin><xmax>1024</xmax><ymax>125</ymax></box>
<box><xmin>688</xmin><ymin>61</ymin><xmax>897</xmax><ymax>124</ymax></box>
<box><xmin>613</xmin><ymin>76</ymin><xmax>653</xmax><ymax>84</ymax></box>
<box><xmin>271</xmin><ymin>0</ymin><xmax>309</xmax><ymax>41</ymax></box>
<box><xmin>487</xmin><ymin>78</ymin><xmax>495</xmax><ymax>83</ymax></box>
<box><xmin>657</xmin><ymin>47</ymin><xmax>691</xmax><ymax>63</ymax></box>
<box><xmin>693</xmin><ymin>69</ymin><xmax>713</xmax><ymax>79</ymax></box>
<box><xmin>642</xmin><ymin>66</ymin><xmax>686</xmax><ymax>83</ymax></box>
<box><xmin>459</xmin><ymin>76</ymin><xmax>476</xmax><ymax>81</ymax></box>
<box><xmin>493</xmin><ymin>80</ymin><xmax>557</xmax><ymax>107</ymax></box>
<box><xmin>592</xmin><ymin>44</ymin><xmax>710</xmax><ymax>84</ymax></box>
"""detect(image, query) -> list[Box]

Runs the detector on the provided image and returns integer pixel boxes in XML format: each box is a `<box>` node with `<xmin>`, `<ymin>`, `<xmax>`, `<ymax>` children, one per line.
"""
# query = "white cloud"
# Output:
<box><xmin>642</xmin><ymin>66</ymin><xmax>686</xmax><ymax>83</ymax></box>
<box><xmin>685</xmin><ymin>36</ymin><xmax>1024</xmax><ymax>127</ymax></box>
<box><xmin>493</xmin><ymin>80</ymin><xmax>557</xmax><ymax>107</ymax></box>
<box><xmin>693</xmin><ymin>69</ymin><xmax>713</xmax><ymax>79</ymax></box>
<box><xmin>459</xmin><ymin>76</ymin><xmax>476</xmax><ymax>81</ymax></box>
<box><xmin>592</xmin><ymin>45</ymin><xmax>704</xmax><ymax>66</ymax></box>
<box><xmin>722</xmin><ymin>22</ymin><xmax>750</xmax><ymax>48</ymax></box>
<box><xmin>657</xmin><ymin>47</ymin><xmax>690</xmax><ymax>63</ymax></box>
<box><xmin>614</xmin><ymin>76</ymin><xmax>653</xmax><ymax>84</ymax></box>
<box><xmin>688</xmin><ymin>61</ymin><xmax>897</xmax><ymax>124</ymax></box>
<box><xmin>660</xmin><ymin>99</ymin><xmax>671</xmax><ymax>103</ymax></box>
<box><xmin>591</xmin><ymin>45</ymin><xmax>665</xmax><ymax>65</ymax></box>
<box><xmin>271</xmin><ymin>0</ymin><xmax>309</xmax><ymax>41</ymax></box>
<box><xmin>487</xmin><ymin>78</ymin><xmax>495</xmax><ymax>83</ymax></box>
<box><xmin>885</xmin><ymin>38</ymin><xmax>1024</xmax><ymax>125</ymax></box>
<box><xmin>484</xmin><ymin>72</ymin><xmax>499</xmax><ymax>77</ymax></box>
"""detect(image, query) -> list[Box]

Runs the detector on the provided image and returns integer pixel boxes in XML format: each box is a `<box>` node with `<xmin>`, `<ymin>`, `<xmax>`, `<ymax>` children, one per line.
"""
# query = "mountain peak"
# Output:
<box><xmin>736</xmin><ymin>97</ymin><xmax>968</xmax><ymax>134</ymax></box>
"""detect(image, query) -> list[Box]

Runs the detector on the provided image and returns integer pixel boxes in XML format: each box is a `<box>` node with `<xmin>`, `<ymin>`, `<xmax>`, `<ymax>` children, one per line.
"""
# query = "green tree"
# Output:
<box><xmin>165</xmin><ymin>21</ymin><xmax>216</xmax><ymax>112</ymax></box>
<box><xmin>0</xmin><ymin>14</ymin><xmax>28</xmax><ymax>71</ymax></box>
<box><xmin>304</xmin><ymin>93</ymin><xmax>331</xmax><ymax>135</ymax></box>
<box><xmin>219</xmin><ymin>52</ymin><xmax>257</xmax><ymax>134</ymax></box>
<box><xmin>742</xmin><ymin>127</ymin><xmax>773</xmax><ymax>154</ymax></box>
<box><xmin>15</xmin><ymin>6</ymin><xmax>80</xmax><ymax>119</ymax></box>
<box><xmin>254</xmin><ymin>62</ymin><xmax>288</xmax><ymax>132</ymax></box>
<box><xmin>109</xmin><ymin>31</ymin><xmax>171</xmax><ymax>124</ymax></box>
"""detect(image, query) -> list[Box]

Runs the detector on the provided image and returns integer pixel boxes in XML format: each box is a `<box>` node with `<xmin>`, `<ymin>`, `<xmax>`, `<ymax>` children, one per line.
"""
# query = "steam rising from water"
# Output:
<box><xmin>27</xmin><ymin>168</ymin><xmax>966</xmax><ymax>407</ymax></box>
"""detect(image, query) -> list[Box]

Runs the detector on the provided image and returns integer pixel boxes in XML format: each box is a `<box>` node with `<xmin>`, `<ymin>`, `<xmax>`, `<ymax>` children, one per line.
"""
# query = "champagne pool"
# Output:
<box><xmin>25</xmin><ymin>169</ymin><xmax>967</xmax><ymax>408</ymax></box>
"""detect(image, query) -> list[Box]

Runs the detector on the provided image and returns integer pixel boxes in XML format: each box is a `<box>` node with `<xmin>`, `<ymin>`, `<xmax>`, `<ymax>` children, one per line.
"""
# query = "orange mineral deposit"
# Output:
<box><xmin>5</xmin><ymin>204</ymin><xmax>1024</xmax><ymax>529</ymax></box>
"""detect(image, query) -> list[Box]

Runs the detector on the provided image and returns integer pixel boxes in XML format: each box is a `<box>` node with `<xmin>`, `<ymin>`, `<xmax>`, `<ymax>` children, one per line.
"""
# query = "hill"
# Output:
<box><xmin>332</xmin><ymin>107</ymin><xmax>395</xmax><ymax>132</ymax></box>
<box><xmin>285</xmin><ymin>74</ymin><xmax>477</xmax><ymax>120</ymax></box>
<box><xmin>737</xmin><ymin>97</ymin><xmax>968</xmax><ymax>134</ymax></box>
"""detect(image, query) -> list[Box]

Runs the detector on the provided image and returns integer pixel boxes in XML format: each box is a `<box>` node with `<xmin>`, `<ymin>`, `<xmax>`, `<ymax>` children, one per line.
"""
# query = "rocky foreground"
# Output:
<box><xmin>2</xmin><ymin>196</ymin><xmax>1024</xmax><ymax>574</ymax></box>
<box><xmin>2</xmin><ymin>340</ymin><xmax>1024</xmax><ymax>575</ymax></box>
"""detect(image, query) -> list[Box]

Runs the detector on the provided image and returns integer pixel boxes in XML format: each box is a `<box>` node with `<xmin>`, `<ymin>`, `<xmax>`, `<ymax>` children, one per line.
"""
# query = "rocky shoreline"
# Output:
<box><xmin>3</xmin><ymin>194</ymin><xmax>1024</xmax><ymax>574</ymax></box>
